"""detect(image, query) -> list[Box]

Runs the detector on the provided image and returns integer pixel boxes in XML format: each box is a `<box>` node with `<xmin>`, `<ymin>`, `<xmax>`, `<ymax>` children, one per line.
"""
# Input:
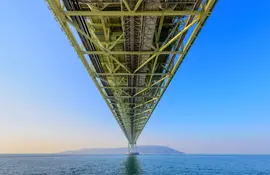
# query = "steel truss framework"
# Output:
<box><xmin>46</xmin><ymin>0</ymin><xmax>217</xmax><ymax>146</ymax></box>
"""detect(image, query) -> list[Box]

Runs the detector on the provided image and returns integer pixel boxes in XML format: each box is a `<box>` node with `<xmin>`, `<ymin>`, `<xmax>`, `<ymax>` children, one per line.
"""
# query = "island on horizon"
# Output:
<box><xmin>60</xmin><ymin>145</ymin><xmax>184</xmax><ymax>155</ymax></box>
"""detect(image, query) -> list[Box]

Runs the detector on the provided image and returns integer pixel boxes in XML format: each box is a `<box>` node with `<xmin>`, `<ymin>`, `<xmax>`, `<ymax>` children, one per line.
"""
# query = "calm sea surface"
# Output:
<box><xmin>0</xmin><ymin>154</ymin><xmax>269</xmax><ymax>175</ymax></box>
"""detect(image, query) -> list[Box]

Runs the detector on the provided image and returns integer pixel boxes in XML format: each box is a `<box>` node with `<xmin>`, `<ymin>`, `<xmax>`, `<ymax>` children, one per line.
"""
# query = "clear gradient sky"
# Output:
<box><xmin>1</xmin><ymin>1</ymin><xmax>270</xmax><ymax>154</ymax></box>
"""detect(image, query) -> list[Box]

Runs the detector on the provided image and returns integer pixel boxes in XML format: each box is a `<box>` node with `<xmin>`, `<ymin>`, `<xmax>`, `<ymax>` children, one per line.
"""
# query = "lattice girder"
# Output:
<box><xmin>46</xmin><ymin>0</ymin><xmax>217</xmax><ymax>144</ymax></box>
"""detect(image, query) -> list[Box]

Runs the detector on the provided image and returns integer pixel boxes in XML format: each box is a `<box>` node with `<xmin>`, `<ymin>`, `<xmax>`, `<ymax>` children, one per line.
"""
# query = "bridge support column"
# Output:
<box><xmin>127</xmin><ymin>143</ymin><xmax>139</xmax><ymax>155</ymax></box>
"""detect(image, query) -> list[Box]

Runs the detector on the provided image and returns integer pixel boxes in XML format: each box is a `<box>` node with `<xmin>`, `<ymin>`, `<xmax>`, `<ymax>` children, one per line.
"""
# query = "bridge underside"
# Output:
<box><xmin>47</xmin><ymin>0</ymin><xmax>217</xmax><ymax>145</ymax></box>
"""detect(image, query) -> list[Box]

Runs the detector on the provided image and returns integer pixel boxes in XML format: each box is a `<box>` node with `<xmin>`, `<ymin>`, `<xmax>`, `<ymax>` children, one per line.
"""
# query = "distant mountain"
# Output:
<box><xmin>60</xmin><ymin>145</ymin><xmax>184</xmax><ymax>155</ymax></box>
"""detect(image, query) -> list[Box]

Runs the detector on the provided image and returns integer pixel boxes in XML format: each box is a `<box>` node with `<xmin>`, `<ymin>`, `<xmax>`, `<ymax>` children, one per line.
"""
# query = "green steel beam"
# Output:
<box><xmin>156</xmin><ymin>15</ymin><xmax>164</xmax><ymax>47</ymax></box>
<box><xmin>67</xmin><ymin>25</ymin><xmax>130</xmax><ymax>74</ymax></box>
<box><xmin>100</xmin><ymin>16</ymin><xmax>109</xmax><ymax>42</ymax></box>
<box><xmin>84</xmin><ymin>51</ymin><xmax>182</xmax><ymax>55</ymax></box>
<box><xmin>95</xmin><ymin>75</ymin><xmax>133</xmax><ymax>99</ymax></box>
<box><xmin>134</xmin><ymin>109</ymin><xmax>152</xmax><ymax>117</ymax></box>
<box><xmin>79</xmin><ymin>1</ymin><xmax>196</xmax><ymax>5</ymax></box>
<box><xmin>133</xmin><ymin>0</ymin><xmax>143</xmax><ymax>12</ymax></box>
<box><xmin>111</xmin><ymin>102</ymin><xmax>141</xmax><ymax>105</ymax></box>
<box><xmin>46</xmin><ymin>0</ymin><xmax>132</xmax><ymax>142</ymax></box>
<box><xmin>107</xmin><ymin>96</ymin><xmax>144</xmax><ymax>99</ymax></box>
<box><xmin>99</xmin><ymin>41</ymin><xmax>124</xmax><ymax>45</ymax></box>
<box><xmin>133</xmin><ymin>98</ymin><xmax>157</xmax><ymax>109</ymax></box>
<box><xmin>102</xmin><ymin>87</ymin><xmax>160</xmax><ymax>89</ymax></box>
<box><xmin>133</xmin><ymin>75</ymin><xmax>169</xmax><ymax>97</ymax></box>
<box><xmin>134</xmin><ymin>118</ymin><xmax>148</xmax><ymax>123</ymax></box>
<box><xmin>122</xmin><ymin>0</ymin><xmax>131</xmax><ymax>11</ymax></box>
<box><xmin>134</xmin><ymin>17</ymin><xmax>199</xmax><ymax>73</ymax></box>
<box><xmin>109</xmin><ymin>33</ymin><xmax>124</xmax><ymax>50</ymax></box>
<box><xmin>134</xmin><ymin>0</ymin><xmax>218</xmax><ymax>141</ymax></box>
<box><xmin>148</xmin><ymin>55</ymin><xmax>159</xmax><ymax>87</ymax></box>
<box><xmin>64</xmin><ymin>17</ymin><xmax>131</xmax><ymax>73</ymax></box>
<box><xmin>65</xmin><ymin>10</ymin><xmax>202</xmax><ymax>17</ymax></box>
<box><xmin>162</xmin><ymin>18</ymin><xmax>183</xmax><ymax>46</ymax></box>
<box><xmin>47</xmin><ymin>0</ymin><xmax>217</xmax><ymax>146</ymax></box>
<box><xmin>96</xmin><ymin>73</ymin><xmax>170</xmax><ymax>76</ymax></box>
<box><xmin>87</xmin><ymin>23</ymin><xmax>122</xmax><ymax>27</ymax></box>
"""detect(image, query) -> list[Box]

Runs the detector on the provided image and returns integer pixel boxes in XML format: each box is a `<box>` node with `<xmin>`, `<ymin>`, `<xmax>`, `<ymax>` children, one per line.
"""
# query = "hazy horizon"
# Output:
<box><xmin>1</xmin><ymin>144</ymin><xmax>270</xmax><ymax>155</ymax></box>
<box><xmin>1</xmin><ymin>1</ymin><xmax>270</xmax><ymax>155</ymax></box>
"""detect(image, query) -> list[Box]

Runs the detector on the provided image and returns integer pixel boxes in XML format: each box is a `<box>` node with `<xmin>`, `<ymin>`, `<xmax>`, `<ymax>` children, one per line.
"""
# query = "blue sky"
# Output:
<box><xmin>0</xmin><ymin>1</ymin><xmax>270</xmax><ymax>154</ymax></box>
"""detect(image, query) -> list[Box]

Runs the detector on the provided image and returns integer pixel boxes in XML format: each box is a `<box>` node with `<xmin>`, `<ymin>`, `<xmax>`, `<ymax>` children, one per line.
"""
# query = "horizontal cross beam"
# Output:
<box><xmin>107</xmin><ymin>96</ymin><xmax>145</xmax><ymax>98</ymax></box>
<box><xmin>97</xmin><ymin>73</ymin><xmax>170</xmax><ymax>76</ymax></box>
<box><xmin>102</xmin><ymin>87</ymin><xmax>161</xmax><ymax>89</ymax></box>
<box><xmin>84</xmin><ymin>51</ymin><xmax>182</xmax><ymax>55</ymax></box>
<box><xmin>78</xmin><ymin>1</ymin><xmax>196</xmax><ymax>5</ymax></box>
<box><xmin>65</xmin><ymin>11</ymin><xmax>201</xmax><ymax>17</ymax></box>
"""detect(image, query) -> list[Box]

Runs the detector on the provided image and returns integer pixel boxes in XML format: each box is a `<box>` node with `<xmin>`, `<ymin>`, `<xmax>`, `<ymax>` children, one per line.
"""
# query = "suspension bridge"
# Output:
<box><xmin>46</xmin><ymin>0</ymin><xmax>217</xmax><ymax>154</ymax></box>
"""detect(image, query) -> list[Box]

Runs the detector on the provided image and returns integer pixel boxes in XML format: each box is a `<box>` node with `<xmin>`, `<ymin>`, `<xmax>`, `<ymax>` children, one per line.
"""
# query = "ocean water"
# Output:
<box><xmin>0</xmin><ymin>154</ymin><xmax>269</xmax><ymax>175</ymax></box>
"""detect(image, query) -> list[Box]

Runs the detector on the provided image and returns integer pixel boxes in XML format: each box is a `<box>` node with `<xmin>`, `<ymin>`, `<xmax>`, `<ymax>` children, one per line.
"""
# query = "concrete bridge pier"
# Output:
<box><xmin>127</xmin><ymin>143</ymin><xmax>139</xmax><ymax>155</ymax></box>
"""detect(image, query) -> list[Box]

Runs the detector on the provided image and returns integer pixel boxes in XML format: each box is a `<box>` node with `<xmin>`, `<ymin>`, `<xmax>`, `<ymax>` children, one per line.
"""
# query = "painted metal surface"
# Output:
<box><xmin>46</xmin><ymin>0</ymin><xmax>217</xmax><ymax>146</ymax></box>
